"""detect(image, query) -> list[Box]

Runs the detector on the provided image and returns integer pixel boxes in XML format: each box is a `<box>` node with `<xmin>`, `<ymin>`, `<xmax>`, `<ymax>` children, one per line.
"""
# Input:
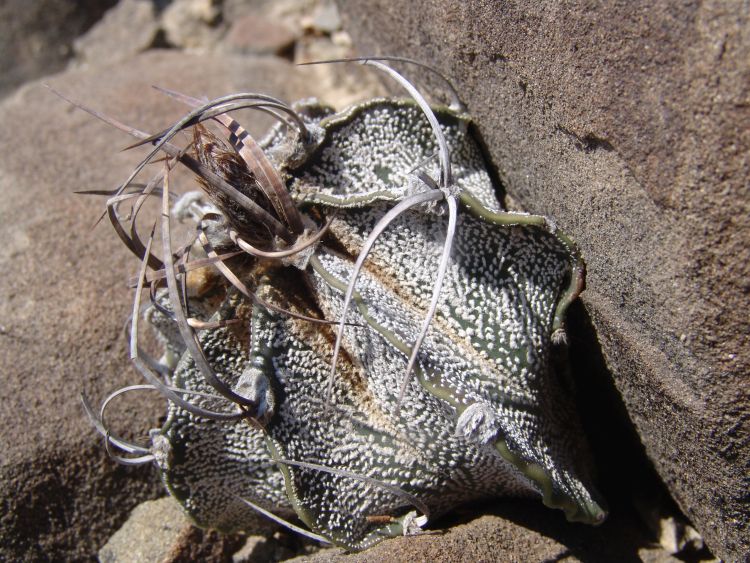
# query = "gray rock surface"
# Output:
<box><xmin>0</xmin><ymin>0</ymin><xmax>116</xmax><ymax>96</ymax></box>
<box><xmin>0</xmin><ymin>49</ymin><xmax>337</xmax><ymax>561</ymax></box>
<box><xmin>335</xmin><ymin>1</ymin><xmax>750</xmax><ymax>560</ymax></box>
<box><xmin>162</xmin><ymin>0</ymin><xmax>224</xmax><ymax>50</ymax></box>
<box><xmin>73</xmin><ymin>0</ymin><xmax>160</xmax><ymax>66</ymax></box>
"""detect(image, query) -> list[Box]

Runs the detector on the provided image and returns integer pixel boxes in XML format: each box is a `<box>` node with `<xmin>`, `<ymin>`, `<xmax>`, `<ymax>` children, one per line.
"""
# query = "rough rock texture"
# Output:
<box><xmin>335</xmin><ymin>1</ymin><xmax>750</xmax><ymax>560</ymax></box>
<box><xmin>0</xmin><ymin>49</ymin><xmax>339</xmax><ymax>561</ymax></box>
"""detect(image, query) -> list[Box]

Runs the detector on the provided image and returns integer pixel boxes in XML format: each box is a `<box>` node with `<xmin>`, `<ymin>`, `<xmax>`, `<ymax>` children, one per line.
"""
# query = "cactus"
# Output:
<box><xmin>67</xmin><ymin>59</ymin><xmax>605</xmax><ymax>551</ymax></box>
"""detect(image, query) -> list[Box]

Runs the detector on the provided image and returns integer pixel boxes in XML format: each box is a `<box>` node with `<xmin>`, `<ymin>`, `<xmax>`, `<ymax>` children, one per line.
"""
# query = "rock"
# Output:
<box><xmin>73</xmin><ymin>0</ymin><xmax>160</xmax><ymax>67</ymax></box>
<box><xmin>334</xmin><ymin>1</ymin><xmax>750</xmax><ymax>560</ymax></box>
<box><xmin>98</xmin><ymin>497</ymin><xmax>243</xmax><ymax>562</ymax></box>
<box><xmin>232</xmin><ymin>532</ymin><xmax>321</xmax><ymax>562</ymax></box>
<box><xmin>303</xmin><ymin>0</ymin><xmax>341</xmax><ymax>34</ymax></box>
<box><xmin>287</xmin><ymin>501</ymin><xmax>683</xmax><ymax>562</ymax></box>
<box><xmin>162</xmin><ymin>0</ymin><xmax>224</xmax><ymax>51</ymax></box>
<box><xmin>222</xmin><ymin>14</ymin><xmax>297</xmax><ymax>56</ymax></box>
<box><xmin>0</xmin><ymin>0</ymin><xmax>116</xmax><ymax>97</ymax></box>
<box><xmin>0</xmin><ymin>49</ymin><xmax>347</xmax><ymax>561</ymax></box>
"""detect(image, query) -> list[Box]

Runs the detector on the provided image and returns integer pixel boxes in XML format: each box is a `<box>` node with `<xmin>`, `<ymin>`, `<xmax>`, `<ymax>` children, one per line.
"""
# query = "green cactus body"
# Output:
<box><xmin>145</xmin><ymin>97</ymin><xmax>605</xmax><ymax>550</ymax></box>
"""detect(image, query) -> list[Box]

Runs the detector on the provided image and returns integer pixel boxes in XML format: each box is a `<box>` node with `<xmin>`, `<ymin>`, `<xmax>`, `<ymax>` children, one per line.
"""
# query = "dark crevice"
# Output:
<box><xmin>276</xmin><ymin>41</ymin><xmax>297</xmax><ymax>62</ymax></box>
<box><xmin>149</xmin><ymin>28</ymin><xmax>173</xmax><ymax>50</ymax></box>
<box><xmin>565</xmin><ymin>301</ymin><xmax>715</xmax><ymax>562</ymax></box>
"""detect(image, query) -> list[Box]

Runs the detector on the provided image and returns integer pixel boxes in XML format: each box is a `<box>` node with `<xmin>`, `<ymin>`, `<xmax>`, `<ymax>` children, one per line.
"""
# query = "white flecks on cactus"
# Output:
<box><xmin>78</xmin><ymin>60</ymin><xmax>604</xmax><ymax>552</ymax></box>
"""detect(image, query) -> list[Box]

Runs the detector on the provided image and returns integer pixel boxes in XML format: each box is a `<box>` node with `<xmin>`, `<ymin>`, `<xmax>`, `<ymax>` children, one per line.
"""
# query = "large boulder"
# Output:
<box><xmin>335</xmin><ymin>1</ymin><xmax>750</xmax><ymax>560</ymax></box>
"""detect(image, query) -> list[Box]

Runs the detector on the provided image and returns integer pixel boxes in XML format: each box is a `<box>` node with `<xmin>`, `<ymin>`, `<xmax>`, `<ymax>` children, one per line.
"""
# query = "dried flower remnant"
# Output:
<box><xmin>64</xmin><ymin>58</ymin><xmax>605</xmax><ymax>551</ymax></box>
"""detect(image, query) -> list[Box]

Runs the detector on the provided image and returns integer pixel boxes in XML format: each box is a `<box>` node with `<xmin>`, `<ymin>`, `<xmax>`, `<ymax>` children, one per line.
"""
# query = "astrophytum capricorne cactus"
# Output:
<box><xmin>66</xmin><ymin>58</ymin><xmax>606</xmax><ymax>552</ymax></box>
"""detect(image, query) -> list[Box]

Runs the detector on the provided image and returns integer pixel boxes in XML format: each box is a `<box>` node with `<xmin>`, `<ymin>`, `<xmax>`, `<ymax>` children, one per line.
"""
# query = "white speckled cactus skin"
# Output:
<box><xmin>68</xmin><ymin>58</ymin><xmax>607</xmax><ymax>550</ymax></box>
<box><xmin>145</xmin><ymin>96</ymin><xmax>606</xmax><ymax>550</ymax></box>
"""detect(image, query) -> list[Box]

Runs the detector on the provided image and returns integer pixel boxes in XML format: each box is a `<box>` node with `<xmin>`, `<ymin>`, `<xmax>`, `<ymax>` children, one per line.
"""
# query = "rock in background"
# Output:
<box><xmin>334</xmin><ymin>1</ymin><xmax>750</xmax><ymax>561</ymax></box>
